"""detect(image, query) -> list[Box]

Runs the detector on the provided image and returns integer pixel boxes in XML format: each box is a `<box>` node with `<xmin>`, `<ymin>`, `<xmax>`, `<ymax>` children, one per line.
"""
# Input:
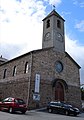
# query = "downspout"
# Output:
<box><xmin>26</xmin><ymin>52</ymin><xmax>32</xmax><ymax>107</ymax></box>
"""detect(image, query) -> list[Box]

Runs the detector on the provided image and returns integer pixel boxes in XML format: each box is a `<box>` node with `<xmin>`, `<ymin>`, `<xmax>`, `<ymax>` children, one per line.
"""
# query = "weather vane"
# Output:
<box><xmin>52</xmin><ymin>4</ymin><xmax>55</xmax><ymax>10</ymax></box>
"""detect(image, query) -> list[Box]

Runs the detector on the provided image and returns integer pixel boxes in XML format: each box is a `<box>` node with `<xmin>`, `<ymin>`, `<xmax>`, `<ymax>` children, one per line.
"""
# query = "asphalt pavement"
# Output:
<box><xmin>0</xmin><ymin>108</ymin><xmax>84</xmax><ymax>120</ymax></box>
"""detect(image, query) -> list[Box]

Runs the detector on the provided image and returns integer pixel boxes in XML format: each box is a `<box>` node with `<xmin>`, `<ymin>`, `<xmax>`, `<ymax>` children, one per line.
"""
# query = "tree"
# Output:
<box><xmin>81</xmin><ymin>87</ymin><xmax>84</xmax><ymax>100</ymax></box>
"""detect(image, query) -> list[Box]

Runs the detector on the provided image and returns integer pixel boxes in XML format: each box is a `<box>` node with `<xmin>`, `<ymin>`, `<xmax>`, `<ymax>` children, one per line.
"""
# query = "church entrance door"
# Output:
<box><xmin>55</xmin><ymin>82</ymin><xmax>64</xmax><ymax>101</ymax></box>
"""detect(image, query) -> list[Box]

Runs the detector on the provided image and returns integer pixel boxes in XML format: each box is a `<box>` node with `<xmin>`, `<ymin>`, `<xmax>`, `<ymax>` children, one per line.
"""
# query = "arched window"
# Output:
<box><xmin>24</xmin><ymin>62</ymin><xmax>29</xmax><ymax>73</ymax></box>
<box><xmin>3</xmin><ymin>69</ymin><xmax>7</xmax><ymax>79</ymax></box>
<box><xmin>57</xmin><ymin>20</ymin><xmax>61</xmax><ymax>29</ymax></box>
<box><xmin>13</xmin><ymin>66</ymin><xmax>17</xmax><ymax>76</ymax></box>
<box><xmin>46</xmin><ymin>19</ymin><xmax>50</xmax><ymax>28</ymax></box>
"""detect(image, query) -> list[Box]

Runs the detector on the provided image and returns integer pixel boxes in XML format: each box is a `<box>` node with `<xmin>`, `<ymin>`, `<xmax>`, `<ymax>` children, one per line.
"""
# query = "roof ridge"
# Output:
<box><xmin>43</xmin><ymin>10</ymin><xmax>65</xmax><ymax>21</ymax></box>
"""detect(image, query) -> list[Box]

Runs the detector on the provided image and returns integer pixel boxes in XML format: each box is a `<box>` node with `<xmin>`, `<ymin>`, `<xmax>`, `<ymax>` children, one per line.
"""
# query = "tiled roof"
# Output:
<box><xmin>0</xmin><ymin>48</ymin><xmax>80</xmax><ymax>69</ymax></box>
<box><xmin>42</xmin><ymin>10</ymin><xmax>65</xmax><ymax>21</ymax></box>
<box><xmin>0</xmin><ymin>56</ymin><xmax>8</xmax><ymax>62</ymax></box>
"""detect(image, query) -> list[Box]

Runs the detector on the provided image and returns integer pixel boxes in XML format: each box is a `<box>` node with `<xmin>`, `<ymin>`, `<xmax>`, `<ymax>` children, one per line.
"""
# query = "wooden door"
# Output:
<box><xmin>55</xmin><ymin>82</ymin><xmax>64</xmax><ymax>101</ymax></box>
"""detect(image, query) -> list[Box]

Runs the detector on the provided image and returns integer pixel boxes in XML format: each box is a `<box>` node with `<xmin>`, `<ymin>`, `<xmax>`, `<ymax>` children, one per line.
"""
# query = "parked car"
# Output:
<box><xmin>0</xmin><ymin>97</ymin><xmax>27</xmax><ymax>114</ymax></box>
<box><xmin>82</xmin><ymin>102</ymin><xmax>84</xmax><ymax>111</ymax></box>
<box><xmin>47</xmin><ymin>101</ymin><xmax>80</xmax><ymax>116</ymax></box>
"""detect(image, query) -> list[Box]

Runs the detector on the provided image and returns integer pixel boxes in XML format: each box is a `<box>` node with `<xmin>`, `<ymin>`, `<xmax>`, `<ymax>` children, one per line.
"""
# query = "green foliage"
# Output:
<box><xmin>81</xmin><ymin>87</ymin><xmax>84</xmax><ymax>100</ymax></box>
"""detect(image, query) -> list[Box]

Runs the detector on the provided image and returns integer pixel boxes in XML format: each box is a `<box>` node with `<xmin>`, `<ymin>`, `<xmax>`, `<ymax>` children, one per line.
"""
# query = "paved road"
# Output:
<box><xmin>0</xmin><ymin>110</ymin><xmax>84</xmax><ymax>120</ymax></box>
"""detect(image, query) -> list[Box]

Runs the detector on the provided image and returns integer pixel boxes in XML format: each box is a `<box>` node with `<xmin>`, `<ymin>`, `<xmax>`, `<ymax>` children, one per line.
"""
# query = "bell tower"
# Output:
<box><xmin>42</xmin><ymin>10</ymin><xmax>65</xmax><ymax>53</ymax></box>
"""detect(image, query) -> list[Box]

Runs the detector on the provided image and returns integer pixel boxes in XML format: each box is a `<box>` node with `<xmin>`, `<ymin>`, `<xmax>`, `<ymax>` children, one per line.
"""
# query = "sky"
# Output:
<box><xmin>0</xmin><ymin>0</ymin><xmax>84</xmax><ymax>84</ymax></box>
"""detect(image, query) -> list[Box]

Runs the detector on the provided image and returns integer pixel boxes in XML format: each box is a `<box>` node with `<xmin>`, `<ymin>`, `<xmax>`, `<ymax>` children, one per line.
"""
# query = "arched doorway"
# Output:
<box><xmin>55</xmin><ymin>82</ymin><xmax>64</xmax><ymax>101</ymax></box>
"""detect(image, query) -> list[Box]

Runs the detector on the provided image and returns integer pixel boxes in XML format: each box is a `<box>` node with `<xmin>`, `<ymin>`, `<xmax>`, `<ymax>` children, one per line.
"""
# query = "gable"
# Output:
<box><xmin>65</xmin><ymin>52</ymin><xmax>81</xmax><ymax>69</ymax></box>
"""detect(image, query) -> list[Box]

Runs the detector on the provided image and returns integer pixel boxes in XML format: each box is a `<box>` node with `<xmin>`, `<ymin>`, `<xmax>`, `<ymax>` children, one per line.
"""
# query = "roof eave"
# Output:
<box><xmin>65</xmin><ymin>52</ymin><xmax>81</xmax><ymax>69</ymax></box>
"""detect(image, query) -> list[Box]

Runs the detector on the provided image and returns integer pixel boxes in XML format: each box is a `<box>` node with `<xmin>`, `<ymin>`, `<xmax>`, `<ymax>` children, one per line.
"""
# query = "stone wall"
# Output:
<box><xmin>28</xmin><ymin>48</ymin><xmax>81</xmax><ymax>109</ymax></box>
<box><xmin>66</xmin><ymin>85</ymin><xmax>82</xmax><ymax>108</ymax></box>
<box><xmin>0</xmin><ymin>48</ymin><xmax>82</xmax><ymax>109</ymax></box>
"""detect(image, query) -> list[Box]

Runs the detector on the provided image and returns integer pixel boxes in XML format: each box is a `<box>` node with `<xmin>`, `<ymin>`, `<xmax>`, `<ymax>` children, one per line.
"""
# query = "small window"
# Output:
<box><xmin>3</xmin><ymin>69</ymin><xmax>7</xmax><ymax>79</ymax></box>
<box><xmin>57</xmin><ymin>20</ymin><xmax>61</xmax><ymax>29</ymax></box>
<box><xmin>8</xmin><ymin>98</ymin><xmax>13</xmax><ymax>102</ymax></box>
<box><xmin>46</xmin><ymin>19</ymin><xmax>50</xmax><ymax>28</ymax></box>
<box><xmin>24</xmin><ymin>62</ymin><xmax>29</xmax><ymax>73</ymax></box>
<box><xmin>13</xmin><ymin>66</ymin><xmax>17</xmax><ymax>76</ymax></box>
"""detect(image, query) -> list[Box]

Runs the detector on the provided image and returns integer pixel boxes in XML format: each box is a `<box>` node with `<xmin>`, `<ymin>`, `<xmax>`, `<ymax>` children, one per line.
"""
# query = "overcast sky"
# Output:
<box><xmin>0</xmin><ymin>0</ymin><xmax>84</xmax><ymax>84</ymax></box>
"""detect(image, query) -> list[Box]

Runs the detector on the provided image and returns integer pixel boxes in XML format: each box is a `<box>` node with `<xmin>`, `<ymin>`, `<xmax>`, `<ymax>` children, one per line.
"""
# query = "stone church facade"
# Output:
<box><xmin>0</xmin><ymin>10</ymin><xmax>82</xmax><ymax>109</ymax></box>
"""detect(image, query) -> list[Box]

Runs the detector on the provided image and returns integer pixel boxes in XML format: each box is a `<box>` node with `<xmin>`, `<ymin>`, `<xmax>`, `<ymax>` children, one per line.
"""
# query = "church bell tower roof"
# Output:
<box><xmin>42</xmin><ymin>10</ymin><xmax>65</xmax><ymax>21</ymax></box>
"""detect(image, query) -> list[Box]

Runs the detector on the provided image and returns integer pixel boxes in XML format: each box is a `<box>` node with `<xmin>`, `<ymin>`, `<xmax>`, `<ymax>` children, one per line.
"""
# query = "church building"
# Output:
<box><xmin>0</xmin><ymin>10</ymin><xmax>82</xmax><ymax>109</ymax></box>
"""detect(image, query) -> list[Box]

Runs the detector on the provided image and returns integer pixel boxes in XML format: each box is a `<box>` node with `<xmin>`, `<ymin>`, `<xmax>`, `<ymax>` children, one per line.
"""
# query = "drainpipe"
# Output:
<box><xmin>26</xmin><ymin>52</ymin><xmax>32</xmax><ymax>107</ymax></box>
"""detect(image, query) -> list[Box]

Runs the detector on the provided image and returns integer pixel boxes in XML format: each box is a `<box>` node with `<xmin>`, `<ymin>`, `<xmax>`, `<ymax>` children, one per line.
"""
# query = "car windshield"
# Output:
<box><xmin>63</xmin><ymin>103</ymin><xmax>72</xmax><ymax>108</ymax></box>
<box><xmin>2</xmin><ymin>98</ymin><xmax>9</xmax><ymax>102</ymax></box>
<box><xmin>67</xmin><ymin>105</ymin><xmax>72</xmax><ymax>107</ymax></box>
<box><xmin>2</xmin><ymin>97</ymin><xmax>13</xmax><ymax>102</ymax></box>
<box><xmin>50</xmin><ymin>102</ymin><xmax>73</xmax><ymax>108</ymax></box>
<box><xmin>50</xmin><ymin>102</ymin><xmax>62</xmax><ymax>106</ymax></box>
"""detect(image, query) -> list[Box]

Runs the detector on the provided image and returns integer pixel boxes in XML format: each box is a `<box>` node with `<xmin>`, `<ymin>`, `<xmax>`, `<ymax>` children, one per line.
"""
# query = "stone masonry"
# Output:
<box><xmin>0</xmin><ymin>47</ymin><xmax>82</xmax><ymax>109</ymax></box>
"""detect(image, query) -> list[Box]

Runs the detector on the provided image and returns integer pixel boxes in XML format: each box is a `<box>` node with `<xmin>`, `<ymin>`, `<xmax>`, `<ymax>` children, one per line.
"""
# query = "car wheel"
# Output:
<box><xmin>21</xmin><ymin>110</ymin><xmax>26</xmax><ymax>114</ymax></box>
<box><xmin>0</xmin><ymin>107</ymin><xmax>3</xmax><ymax>111</ymax></box>
<box><xmin>9</xmin><ymin>107</ymin><xmax>14</xmax><ymax>113</ymax></box>
<box><xmin>65</xmin><ymin>111</ymin><xmax>69</xmax><ymax>116</ymax></box>
<box><xmin>74</xmin><ymin>113</ymin><xmax>77</xmax><ymax>116</ymax></box>
<box><xmin>48</xmin><ymin>108</ymin><xmax>52</xmax><ymax>113</ymax></box>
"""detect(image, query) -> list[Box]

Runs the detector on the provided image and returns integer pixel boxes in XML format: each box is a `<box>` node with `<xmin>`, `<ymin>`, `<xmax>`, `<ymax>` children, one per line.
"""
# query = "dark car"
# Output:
<box><xmin>0</xmin><ymin>97</ymin><xmax>27</xmax><ymax>114</ymax></box>
<box><xmin>47</xmin><ymin>101</ymin><xmax>80</xmax><ymax>116</ymax></box>
<box><xmin>82</xmin><ymin>102</ymin><xmax>84</xmax><ymax>111</ymax></box>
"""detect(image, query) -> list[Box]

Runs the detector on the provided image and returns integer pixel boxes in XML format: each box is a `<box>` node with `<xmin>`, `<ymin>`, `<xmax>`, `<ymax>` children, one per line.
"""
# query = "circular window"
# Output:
<box><xmin>55</xmin><ymin>61</ymin><xmax>63</xmax><ymax>73</ymax></box>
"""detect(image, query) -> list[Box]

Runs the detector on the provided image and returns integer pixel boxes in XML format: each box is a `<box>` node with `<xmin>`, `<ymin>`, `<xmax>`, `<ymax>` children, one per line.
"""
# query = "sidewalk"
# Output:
<box><xmin>29</xmin><ymin>107</ymin><xmax>47</xmax><ymax>112</ymax></box>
